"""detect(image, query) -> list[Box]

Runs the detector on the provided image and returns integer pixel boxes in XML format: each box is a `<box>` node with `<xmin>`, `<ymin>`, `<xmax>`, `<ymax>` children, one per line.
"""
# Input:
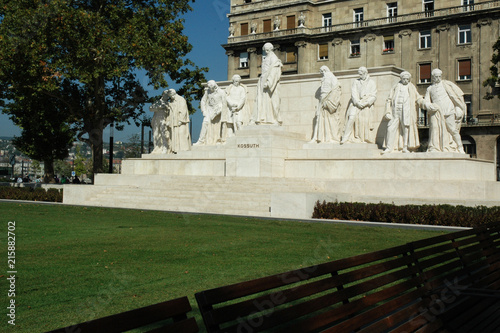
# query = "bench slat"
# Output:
<box><xmin>46</xmin><ymin>296</ymin><xmax>198</xmax><ymax>333</ymax></box>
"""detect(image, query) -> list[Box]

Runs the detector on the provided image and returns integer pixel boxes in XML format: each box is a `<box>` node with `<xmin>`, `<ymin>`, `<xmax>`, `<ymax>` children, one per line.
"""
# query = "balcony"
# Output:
<box><xmin>228</xmin><ymin>0</ymin><xmax>500</xmax><ymax>44</ymax></box>
<box><xmin>417</xmin><ymin>115</ymin><xmax>500</xmax><ymax>128</ymax></box>
<box><xmin>230</xmin><ymin>0</ymin><xmax>312</xmax><ymax>15</ymax></box>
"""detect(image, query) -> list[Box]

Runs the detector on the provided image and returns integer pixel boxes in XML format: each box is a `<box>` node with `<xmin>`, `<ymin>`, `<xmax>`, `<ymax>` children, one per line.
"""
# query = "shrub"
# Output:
<box><xmin>0</xmin><ymin>186</ymin><xmax>63</xmax><ymax>202</ymax></box>
<box><xmin>312</xmin><ymin>200</ymin><xmax>500</xmax><ymax>228</ymax></box>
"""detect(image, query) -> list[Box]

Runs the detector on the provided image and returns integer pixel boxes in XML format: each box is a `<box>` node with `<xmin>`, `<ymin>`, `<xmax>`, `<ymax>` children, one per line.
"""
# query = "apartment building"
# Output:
<box><xmin>223</xmin><ymin>0</ymin><xmax>500</xmax><ymax>173</ymax></box>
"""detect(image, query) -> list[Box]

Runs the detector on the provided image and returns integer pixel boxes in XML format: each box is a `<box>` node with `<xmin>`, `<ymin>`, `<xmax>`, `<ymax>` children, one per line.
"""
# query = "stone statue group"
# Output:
<box><xmin>311</xmin><ymin>65</ymin><xmax>466</xmax><ymax>154</ymax></box>
<box><xmin>151</xmin><ymin>42</ymin><xmax>466</xmax><ymax>155</ymax></box>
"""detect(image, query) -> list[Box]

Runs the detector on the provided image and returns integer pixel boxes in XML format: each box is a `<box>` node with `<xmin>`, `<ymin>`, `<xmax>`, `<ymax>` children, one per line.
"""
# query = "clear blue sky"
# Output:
<box><xmin>0</xmin><ymin>0</ymin><xmax>230</xmax><ymax>142</ymax></box>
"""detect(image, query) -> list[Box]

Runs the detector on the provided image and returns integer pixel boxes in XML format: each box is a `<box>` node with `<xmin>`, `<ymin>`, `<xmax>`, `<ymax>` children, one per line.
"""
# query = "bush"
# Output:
<box><xmin>0</xmin><ymin>186</ymin><xmax>63</xmax><ymax>202</ymax></box>
<box><xmin>312</xmin><ymin>200</ymin><xmax>500</xmax><ymax>228</ymax></box>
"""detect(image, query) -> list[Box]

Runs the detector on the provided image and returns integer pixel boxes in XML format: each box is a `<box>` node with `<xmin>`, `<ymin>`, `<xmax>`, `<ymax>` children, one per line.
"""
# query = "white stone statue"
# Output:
<box><xmin>310</xmin><ymin>66</ymin><xmax>342</xmax><ymax>143</ymax></box>
<box><xmin>195</xmin><ymin>80</ymin><xmax>225</xmax><ymax>146</ymax></box>
<box><xmin>341</xmin><ymin>66</ymin><xmax>377</xmax><ymax>144</ymax></box>
<box><xmin>165</xmin><ymin>89</ymin><xmax>191</xmax><ymax>153</ymax></box>
<box><xmin>298</xmin><ymin>12</ymin><xmax>306</xmax><ymax>28</ymax></box>
<box><xmin>228</xmin><ymin>23</ymin><xmax>235</xmax><ymax>38</ymax></box>
<box><xmin>382</xmin><ymin>71</ymin><xmax>422</xmax><ymax>154</ymax></box>
<box><xmin>226</xmin><ymin>74</ymin><xmax>249</xmax><ymax>132</ymax></box>
<box><xmin>251</xmin><ymin>22</ymin><xmax>257</xmax><ymax>34</ymax></box>
<box><xmin>422</xmin><ymin>68</ymin><xmax>466</xmax><ymax>153</ymax></box>
<box><xmin>274</xmin><ymin>16</ymin><xmax>280</xmax><ymax>31</ymax></box>
<box><xmin>149</xmin><ymin>91</ymin><xmax>169</xmax><ymax>154</ymax></box>
<box><xmin>251</xmin><ymin>42</ymin><xmax>283</xmax><ymax>125</ymax></box>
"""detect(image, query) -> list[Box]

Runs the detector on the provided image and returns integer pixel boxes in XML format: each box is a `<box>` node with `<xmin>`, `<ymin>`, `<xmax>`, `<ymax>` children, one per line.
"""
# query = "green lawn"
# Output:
<box><xmin>1</xmin><ymin>202</ymin><xmax>449</xmax><ymax>332</ymax></box>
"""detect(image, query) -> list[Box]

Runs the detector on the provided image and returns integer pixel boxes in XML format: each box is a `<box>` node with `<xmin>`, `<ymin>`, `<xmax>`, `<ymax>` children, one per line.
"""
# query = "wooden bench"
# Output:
<box><xmin>46</xmin><ymin>296</ymin><xmax>199</xmax><ymax>333</ymax></box>
<box><xmin>195</xmin><ymin>223</ymin><xmax>500</xmax><ymax>333</ymax></box>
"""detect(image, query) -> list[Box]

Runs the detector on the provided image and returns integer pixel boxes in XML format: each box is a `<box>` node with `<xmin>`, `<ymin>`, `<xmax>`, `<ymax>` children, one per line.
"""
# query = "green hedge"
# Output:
<box><xmin>0</xmin><ymin>187</ymin><xmax>63</xmax><ymax>202</ymax></box>
<box><xmin>312</xmin><ymin>201</ymin><xmax>500</xmax><ymax>228</ymax></box>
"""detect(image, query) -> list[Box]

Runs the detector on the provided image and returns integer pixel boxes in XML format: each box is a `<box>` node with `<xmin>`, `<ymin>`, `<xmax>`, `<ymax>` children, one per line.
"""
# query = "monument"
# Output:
<box><xmin>250</xmin><ymin>43</ymin><xmax>282</xmax><ymax>126</ymax></box>
<box><xmin>310</xmin><ymin>66</ymin><xmax>342</xmax><ymax>144</ymax></box>
<box><xmin>383</xmin><ymin>71</ymin><xmax>421</xmax><ymax>154</ymax></box>
<box><xmin>64</xmin><ymin>42</ymin><xmax>500</xmax><ymax>220</ymax></box>
<box><xmin>341</xmin><ymin>67</ymin><xmax>377</xmax><ymax>144</ymax></box>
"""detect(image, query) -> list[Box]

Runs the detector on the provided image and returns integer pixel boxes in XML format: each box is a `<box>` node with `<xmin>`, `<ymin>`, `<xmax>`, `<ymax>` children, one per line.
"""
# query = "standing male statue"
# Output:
<box><xmin>165</xmin><ymin>89</ymin><xmax>191</xmax><ymax>153</ymax></box>
<box><xmin>341</xmin><ymin>67</ymin><xmax>377</xmax><ymax>144</ymax></box>
<box><xmin>310</xmin><ymin>66</ymin><xmax>342</xmax><ymax>143</ymax></box>
<box><xmin>195</xmin><ymin>80</ymin><xmax>225</xmax><ymax>146</ymax></box>
<box><xmin>422</xmin><ymin>69</ymin><xmax>466</xmax><ymax>153</ymax></box>
<box><xmin>251</xmin><ymin>42</ymin><xmax>282</xmax><ymax>126</ymax></box>
<box><xmin>383</xmin><ymin>71</ymin><xmax>422</xmax><ymax>154</ymax></box>
<box><xmin>149</xmin><ymin>90</ymin><xmax>169</xmax><ymax>154</ymax></box>
<box><xmin>226</xmin><ymin>74</ymin><xmax>248</xmax><ymax>132</ymax></box>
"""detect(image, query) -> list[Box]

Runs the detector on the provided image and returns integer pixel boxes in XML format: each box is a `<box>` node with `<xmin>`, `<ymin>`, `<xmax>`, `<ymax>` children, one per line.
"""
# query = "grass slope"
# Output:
<box><xmin>1</xmin><ymin>202</ymin><xmax>448</xmax><ymax>332</ymax></box>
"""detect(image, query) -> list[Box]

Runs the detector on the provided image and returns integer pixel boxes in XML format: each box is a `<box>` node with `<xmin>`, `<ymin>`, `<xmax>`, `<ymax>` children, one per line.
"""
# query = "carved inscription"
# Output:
<box><xmin>237</xmin><ymin>143</ymin><xmax>260</xmax><ymax>148</ymax></box>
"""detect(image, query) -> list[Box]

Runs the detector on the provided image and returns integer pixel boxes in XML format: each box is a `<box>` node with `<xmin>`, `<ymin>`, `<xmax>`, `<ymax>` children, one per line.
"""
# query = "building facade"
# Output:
<box><xmin>223</xmin><ymin>0</ymin><xmax>500</xmax><ymax>175</ymax></box>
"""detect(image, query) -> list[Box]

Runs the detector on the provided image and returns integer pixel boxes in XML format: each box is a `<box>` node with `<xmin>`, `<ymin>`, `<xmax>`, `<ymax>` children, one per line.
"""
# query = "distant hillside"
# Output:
<box><xmin>0</xmin><ymin>137</ymin><xmax>13</xmax><ymax>141</ymax></box>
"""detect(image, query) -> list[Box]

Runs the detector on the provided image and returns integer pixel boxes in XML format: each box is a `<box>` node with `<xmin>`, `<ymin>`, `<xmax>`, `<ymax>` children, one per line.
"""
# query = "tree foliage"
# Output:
<box><xmin>483</xmin><ymin>38</ymin><xmax>500</xmax><ymax>100</ymax></box>
<box><xmin>9</xmin><ymin>93</ymin><xmax>75</xmax><ymax>182</ymax></box>
<box><xmin>0</xmin><ymin>0</ymin><xmax>207</xmax><ymax>175</ymax></box>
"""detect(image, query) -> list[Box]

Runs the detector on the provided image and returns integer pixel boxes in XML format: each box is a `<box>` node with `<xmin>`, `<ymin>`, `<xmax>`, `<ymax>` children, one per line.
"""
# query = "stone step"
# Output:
<box><xmin>88</xmin><ymin>195</ymin><xmax>272</xmax><ymax>216</ymax></box>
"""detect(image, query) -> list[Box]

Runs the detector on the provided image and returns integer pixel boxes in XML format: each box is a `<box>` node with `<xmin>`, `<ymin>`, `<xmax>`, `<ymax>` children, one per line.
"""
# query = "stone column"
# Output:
<box><xmin>247</xmin><ymin>47</ymin><xmax>258</xmax><ymax>79</ymax></box>
<box><xmin>436</xmin><ymin>24</ymin><xmax>450</xmax><ymax>74</ymax></box>
<box><xmin>472</xmin><ymin>134</ymin><xmax>497</xmax><ymax>162</ymax></box>
<box><xmin>476</xmin><ymin>18</ymin><xmax>493</xmax><ymax>113</ymax></box>
<box><xmin>363</xmin><ymin>34</ymin><xmax>377</xmax><ymax>68</ymax></box>
<box><xmin>398</xmin><ymin>30</ymin><xmax>412</xmax><ymax>71</ymax></box>
<box><xmin>226</xmin><ymin>50</ymin><xmax>236</xmax><ymax>81</ymax></box>
<box><xmin>295</xmin><ymin>41</ymin><xmax>308</xmax><ymax>75</ymax></box>
<box><xmin>332</xmin><ymin>38</ymin><xmax>343</xmax><ymax>72</ymax></box>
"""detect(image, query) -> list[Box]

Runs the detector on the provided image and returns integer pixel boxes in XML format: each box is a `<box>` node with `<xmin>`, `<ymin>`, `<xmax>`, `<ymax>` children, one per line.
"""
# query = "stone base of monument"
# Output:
<box><xmin>63</xmin><ymin>126</ymin><xmax>500</xmax><ymax>219</ymax></box>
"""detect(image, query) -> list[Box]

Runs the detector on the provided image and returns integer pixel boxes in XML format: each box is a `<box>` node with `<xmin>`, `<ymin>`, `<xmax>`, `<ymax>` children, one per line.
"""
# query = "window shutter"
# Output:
<box><xmin>319</xmin><ymin>44</ymin><xmax>328</xmax><ymax>59</ymax></box>
<box><xmin>263</xmin><ymin>19</ymin><xmax>272</xmax><ymax>32</ymax></box>
<box><xmin>287</xmin><ymin>15</ymin><xmax>296</xmax><ymax>29</ymax></box>
<box><xmin>240</xmin><ymin>23</ymin><xmax>248</xmax><ymax>36</ymax></box>
<box><xmin>286</xmin><ymin>47</ymin><xmax>296</xmax><ymax>63</ymax></box>
<box><xmin>420</xmin><ymin>63</ymin><xmax>431</xmax><ymax>80</ymax></box>
<box><xmin>459</xmin><ymin>59</ymin><xmax>471</xmax><ymax>76</ymax></box>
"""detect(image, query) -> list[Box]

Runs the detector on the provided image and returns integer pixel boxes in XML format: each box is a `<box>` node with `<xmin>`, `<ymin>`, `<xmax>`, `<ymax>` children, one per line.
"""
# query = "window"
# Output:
<box><xmin>287</xmin><ymin>15</ymin><xmax>295</xmax><ymax>29</ymax></box>
<box><xmin>387</xmin><ymin>3</ymin><xmax>398</xmax><ymax>23</ymax></box>
<box><xmin>462</xmin><ymin>0</ymin><xmax>474</xmax><ymax>11</ymax></box>
<box><xmin>458</xmin><ymin>25</ymin><xmax>472</xmax><ymax>44</ymax></box>
<box><xmin>318</xmin><ymin>43</ymin><xmax>328</xmax><ymax>60</ymax></box>
<box><xmin>285</xmin><ymin>46</ymin><xmax>296</xmax><ymax>63</ymax></box>
<box><xmin>244</xmin><ymin>0</ymin><xmax>252</xmax><ymax>3</ymax></box>
<box><xmin>419</xmin><ymin>63</ymin><xmax>431</xmax><ymax>83</ymax></box>
<box><xmin>383</xmin><ymin>36</ymin><xmax>394</xmax><ymax>53</ymax></box>
<box><xmin>419</xmin><ymin>30</ymin><xmax>432</xmax><ymax>49</ymax></box>
<box><xmin>240</xmin><ymin>23</ymin><xmax>248</xmax><ymax>36</ymax></box>
<box><xmin>464</xmin><ymin>94</ymin><xmax>472</xmax><ymax>121</ymax></box>
<box><xmin>418</xmin><ymin>109</ymin><xmax>427</xmax><ymax>126</ymax></box>
<box><xmin>239</xmin><ymin>52</ymin><xmax>248</xmax><ymax>68</ymax></box>
<box><xmin>423</xmin><ymin>0</ymin><xmax>434</xmax><ymax>17</ymax></box>
<box><xmin>322</xmin><ymin>13</ymin><xmax>332</xmax><ymax>27</ymax></box>
<box><xmin>458</xmin><ymin>59</ymin><xmax>471</xmax><ymax>80</ymax></box>
<box><xmin>350</xmin><ymin>40</ymin><xmax>360</xmax><ymax>56</ymax></box>
<box><xmin>354</xmin><ymin>8</ymin><xmax>364</xmax><ymax>27</ymax></box>
<box><xmin>263</xmin><ymin>19</ymin><xmax>272</xmax><ymax>33</ymax></box>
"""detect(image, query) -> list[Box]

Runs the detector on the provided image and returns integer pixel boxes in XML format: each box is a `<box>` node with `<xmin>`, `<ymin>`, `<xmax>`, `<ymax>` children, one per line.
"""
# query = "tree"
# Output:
<box><xmin>9</xmin><ymin>93</ymin><xmax>75</xmax><ymax>182</ymax></box>
<box><xmin>74</xmin><ymin>145</ymin><xmax>92</xmax><ymax>178</ymax></box>
<box><xmin>54</xmin><ymin>159</ymin><xmax>73</xmax><ymax>178</ymax></box>
<box><xmin>0</xmin><ymin>0</ymin><xmax>206</xmax><ymax>177</ymax></box>
<box><xmin>484</xmin><ymin>38</ymin><xmax>500</xmax><ymax>100</ymax></box>
<box><xmin>124</xmin><ymin>134</ymin><xmax>142</xmax><ymax>158</ymax></box>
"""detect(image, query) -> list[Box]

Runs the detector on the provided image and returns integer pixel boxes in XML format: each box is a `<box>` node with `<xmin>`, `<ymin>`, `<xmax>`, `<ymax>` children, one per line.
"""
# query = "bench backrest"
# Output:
<box><xmin>46</xmin><ymin>296</ymin><xmax>199</xmax><ymax>333</ymax></box>
<box><xmin>196</xmin><ymin>224</ymin><xmax>500</xmax><ymax>333</ymax></box>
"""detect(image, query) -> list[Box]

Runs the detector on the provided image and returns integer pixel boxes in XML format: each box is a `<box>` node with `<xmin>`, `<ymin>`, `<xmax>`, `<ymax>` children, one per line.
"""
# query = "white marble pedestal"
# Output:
<box><xmin>64</xmin><ymin>126</ymin><xmax>500</xmax><ymax>219</ymax></box>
